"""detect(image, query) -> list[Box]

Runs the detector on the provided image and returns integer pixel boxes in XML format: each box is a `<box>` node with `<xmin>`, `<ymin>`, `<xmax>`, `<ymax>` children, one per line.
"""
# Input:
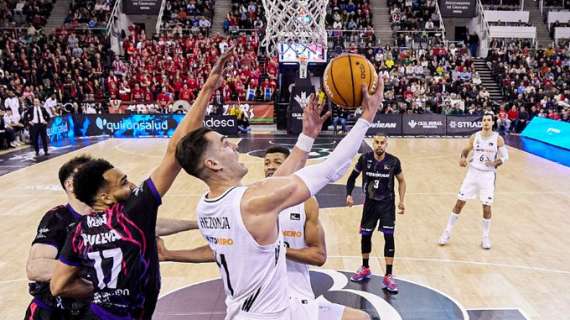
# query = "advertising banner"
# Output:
<box><xmin>521</xmin><ymin>117</ymin><xmax>570</xmax><ymax>150</ymax></box>
<box><xmin>439</xmin><ymin>0</ymin><xmax>476</xmax><ymax>18</ymax></box>
<box><xmin>287</xmin><ymin>78</ymin><xmax>315</xmax><ymax>134</ymax></box>
<box><xmin>367</xmin><ymin>114</ymin><xmax>403</xmax><ymax>136</ymax></box>
<box><xmin>402</xmin><ymin>114</ymin><xmax>446</xmax><ymax>135</ymax></box>
<box><xmin>49</xmin><ymin>114</ymin><xmax>238</xmax><ymax>139</ymax></box>
<box><xmin>446</xmin><ymin>115</ymin><xmax>483</xmax><ymax>136</ymax></box>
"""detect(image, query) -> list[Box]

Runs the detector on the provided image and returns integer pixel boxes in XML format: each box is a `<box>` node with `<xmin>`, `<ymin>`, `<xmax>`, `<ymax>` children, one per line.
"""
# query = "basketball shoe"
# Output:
<box><xmin>481</xmin><ymin>237</ymin><xmax>492</xmax><ymax>250</ymax></box>
<box><xmin>383</xmin><ymin>275</ymin><xmax>399</xmax><ymax>294</ymax></box>
<box><xmin>350</xmin><ymin>266</ymin><xmax>371</xmax><ymax>282</ymax></box>
<box><xmin>438</xmin><ymin>230</ymin><xmax>451</xmax><ymax>245</ymax></box>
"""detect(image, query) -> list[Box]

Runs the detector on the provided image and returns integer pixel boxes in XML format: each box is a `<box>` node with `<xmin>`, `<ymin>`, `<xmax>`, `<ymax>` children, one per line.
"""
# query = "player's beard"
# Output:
<box><xmin>375</xmin><ymin>149</ymin><xmax>385</xmax><ymax>156</ymax></box>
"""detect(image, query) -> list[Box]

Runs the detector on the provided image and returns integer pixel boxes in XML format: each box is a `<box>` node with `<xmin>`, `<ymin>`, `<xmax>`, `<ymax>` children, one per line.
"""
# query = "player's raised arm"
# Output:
<box><xmin>242</xmin><ymin>80</ymin><xmax>384</xmax><ymax>217</ymax></box>
<box><xmin>459</xmin><ymin>134</ymin><xmax>476</xmax><ymax>167</ymax></box>
<box><xmin>156</xmin><ymin>237</ymin><xmax>215</xmax><ymax>263</ymax></box>
<box><xmin>156</xmin><ymin>219</ymin><xmax>198</xmax><ymax>236</ymax></box>
<box><xmin>285</xmin><ymin>198</ymin><xmax>327</xmax><ymax>266</ymax></box>
<box><xmin>151</xmin><ymin>48</ymin><xmax>235</xmax><ymax>196</ymax></box>
<box><xmin>272</xmin><ymin>95</ymin><xmax>331</xmax><ymax>177</ymax></box>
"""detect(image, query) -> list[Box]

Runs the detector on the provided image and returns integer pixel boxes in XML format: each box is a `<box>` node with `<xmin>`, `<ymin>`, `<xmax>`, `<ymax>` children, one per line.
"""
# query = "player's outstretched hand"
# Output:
<box><xmin>204</xmin><ymin>46</ymin><xmax>236</xmax><ymax>90</ymax></box>
<box><xmin>398</xmin><ymin>202</ymin><xmax>405</xmax><ymax>215</ymax></box>
<box><xmin>360</xmin><ymin>76</ymin><xmax>384</xmax><ymax>123</ymax></box>
<box><xmin>459</xmin><ymin>158</ymin><xmax>468</xmax><ymax>167</ymax></box>
<box><xmin>302</xmin><ymin>93</ymin><xmax>331</xmax><ymax>139</ymax></box>
<box><xmin>346</xmin><ymin>195</ymin><xmax>354</xmax><ymax>207</ymax></box>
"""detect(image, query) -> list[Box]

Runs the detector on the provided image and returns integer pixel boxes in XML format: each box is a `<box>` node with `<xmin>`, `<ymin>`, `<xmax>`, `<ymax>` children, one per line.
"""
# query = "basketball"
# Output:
<box><xmin>322</xmin><ymin>53</ymin><xmax>378</xmax><ymax>109</ymax></box>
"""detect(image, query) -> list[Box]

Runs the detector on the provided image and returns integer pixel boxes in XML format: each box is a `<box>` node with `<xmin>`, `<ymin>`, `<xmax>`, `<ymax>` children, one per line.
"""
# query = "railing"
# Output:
<box><xmin>435</xmin><ymin>0</ymin><xmax>447</xmax><ymax>38</ymax></box>
<box><xmin>106</xmin><ymin>0</ymin><xmax>121</xmax><ymax>36</ymax></box>
<box><xmin>155</xmin><ymin>0</ymin><xmax>168</xmax><ymax>34</ymax></box>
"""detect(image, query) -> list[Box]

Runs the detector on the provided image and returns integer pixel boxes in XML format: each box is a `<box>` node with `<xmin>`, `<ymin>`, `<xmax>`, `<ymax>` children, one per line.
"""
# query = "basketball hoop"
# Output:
<box><xmin>298</xmin><ymin>55</ymin><xmax>308</xmax><ymax>79</ymax></box>
<box><xmin>262</xmin><ymin>0</ymin><xmax>329</xmax><ymax>56</ymax></box>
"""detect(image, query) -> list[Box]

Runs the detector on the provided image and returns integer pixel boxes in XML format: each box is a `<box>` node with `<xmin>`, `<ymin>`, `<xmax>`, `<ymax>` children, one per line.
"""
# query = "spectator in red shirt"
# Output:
<box><xmin>497</xmin><ymin>105</ymin><xmax>511</xmax><ymax>134</ymax></box>
<box><xmin>156</xmin><ymin>88</ymin><xmax>172</xmax><ymax>112</ymax></box>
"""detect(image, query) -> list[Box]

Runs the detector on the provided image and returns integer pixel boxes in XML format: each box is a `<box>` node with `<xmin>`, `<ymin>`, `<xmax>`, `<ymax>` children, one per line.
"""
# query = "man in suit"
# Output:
<box><xmin>24</xmin><ymin>98</ymin><xmax>51</xmax><ymax>157</ymax></box>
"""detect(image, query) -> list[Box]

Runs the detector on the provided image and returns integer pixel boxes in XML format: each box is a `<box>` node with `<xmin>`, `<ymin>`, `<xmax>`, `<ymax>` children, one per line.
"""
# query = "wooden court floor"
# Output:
<box><xmin>0</xmin><ymin>137</ymin><xmax>569</xmax><ymax>319</ymax></box>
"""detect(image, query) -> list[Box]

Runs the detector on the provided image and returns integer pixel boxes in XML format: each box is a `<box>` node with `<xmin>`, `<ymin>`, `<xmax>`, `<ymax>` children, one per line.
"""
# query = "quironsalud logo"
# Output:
<box><xmin>96</xmin><ymin>117</ymin><xmax>107</xmax><ymax>130</ymax></box>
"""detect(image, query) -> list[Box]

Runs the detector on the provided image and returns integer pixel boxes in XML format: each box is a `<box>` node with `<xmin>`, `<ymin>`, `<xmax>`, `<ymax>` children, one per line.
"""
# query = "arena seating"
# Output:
<box><xmin>160</xmin><ymin>0</ymin><xmax>215</xmax><ymax>34</ymax></box>
<box><xmin>0</xmin><ymin>0</ymin><xmax>54</xmax><ymax>28</ymax></box>
<box><xmin>64</xmin><ymin>0</ymin><xmax>116</xmax><ymax>29</ymax></box>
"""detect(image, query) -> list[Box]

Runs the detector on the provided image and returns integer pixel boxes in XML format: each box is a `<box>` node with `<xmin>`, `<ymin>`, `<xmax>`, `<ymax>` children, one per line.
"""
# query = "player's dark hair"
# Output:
<box><xmin>73</xmin><ymin>159</ymin><xmax>114</xmax><ymax>206</ymax></box>
<box><xmin>264</xmin><ymin>145</ymin><xmax>290</xmax><ymax>158</ymax></box>
<box><xmin>176</xmin><ymin>127</ymin><xmax>213</xmax><ymax>178</ymax></box>
<box><xmin>58</xmin><ymin>155</ymin><xmax>93</xmax><ymax>191</ymax></box>
<box><xmin>483</xmin><ymin>112</ymin><xmax>494</xmax><ymax>119</ymax></box>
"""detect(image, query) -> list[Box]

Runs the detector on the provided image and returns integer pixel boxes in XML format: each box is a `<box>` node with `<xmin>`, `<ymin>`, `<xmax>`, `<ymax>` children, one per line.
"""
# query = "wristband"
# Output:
<box><xmin>295</xmin><ymin>133</ymin><xmax>315</xmax><ymax>153</ymax></box>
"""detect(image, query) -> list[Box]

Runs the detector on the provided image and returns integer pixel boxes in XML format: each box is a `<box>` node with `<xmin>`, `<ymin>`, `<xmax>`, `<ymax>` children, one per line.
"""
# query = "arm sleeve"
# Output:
<box><xmin>32</xmin><ymin>212</ymin><xmax>66</xmax><ymax>251</ymax></box>
<box><xmin>295</xmin><ymin>118</ymin><xmax>370</xmax><ymax>196</ymax></box>
<box><xmin>346</xmin><ymin>170</ymin><xmax>360</xmax><ymax>196</ymax></box>
<box><xmin>394</xmin><ymin>158</ymin><xmax>402</xmax><ymax>175</ymax></box>
<box><xmin>125</xmin><ymin>178</ymin><xmax>162</xmax><ymax>233</ymax></box>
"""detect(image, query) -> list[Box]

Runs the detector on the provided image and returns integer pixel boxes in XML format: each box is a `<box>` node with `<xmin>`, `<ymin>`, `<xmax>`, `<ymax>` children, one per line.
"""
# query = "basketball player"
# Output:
<box><xmin>345</xmin><ymin>135</ymin><xmax>406</xmax><ymax>294</ymax></box>
<box><xmin>173</xmin><ymin>79</ymin><xmax>383</xmax><ymax>319</ymax></box>
<box><xmin>438</xmin><ymin>112</ymin><xmax>508</xmax><ymax>249</ymax></box>
<box><xmin>25</xmin><ymin>156</ymin><xmax>93</xmax><ymax>319</ymax></box>
<box><xmin>50</xmin><ymin>48</ymin><xmax>236</xmax><ymax>319</ymax></box>
<box><xmin>25</xmin><ymin>156</ymin><xmax>202</xmax><ymax>320</ymax></box>
<box><xmin>265</xmin><ymin>146</ymin><xmax>370</xmax><ymax>320</ymax></box>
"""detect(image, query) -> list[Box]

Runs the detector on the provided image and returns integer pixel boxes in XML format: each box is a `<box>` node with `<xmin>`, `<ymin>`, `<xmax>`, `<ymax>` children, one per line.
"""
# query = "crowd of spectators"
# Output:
<box><xmin>543</xmin><ymin>0</ymin><xmax>570</xmax><ymax>9</ymax></box>
<box><xmin>486</xmin><ymin>42</ymin><xmax>570</xmax><ymax>130</ymax></box>
<box><xmin>0</xmin><ymin>29</ymin><xmax>112</xmax><ymax>117</ymax></box>
<box><xmin>326</xmin><ymin>0</ymin><xmax>376</xmax><ymax>50</ymax></box>
<box><xmin>388</xmin><ymin>0</ymin><xmax>444</xmax><ymax>49</ymax></box>
<box><xmin>359</xmin><ymin>44</ymin><xmax>497</xmax><ymax>116</ymax></box>
<box><xmin>114</xmin><ymin>27</ymin><xmax>278</xmax><ymax>112</ymax></box>
<box><xmin>0</xmin><ymin>0</ymin><xmax>54</xmax><ymax>28</ymax></box>
<box><xmin>224</xmin><ymin>0</ymin><xmax>265</xmax><ymax>34</ymax></box>
<box><xmin>64</xmin><ymin>0</ymin><xmax>115</xmax><ymax>29</ymax></box>
<box><xmin>161</xmin><ymin>0</ymin><xmax>215</xmax><ymax>34</ymax></box>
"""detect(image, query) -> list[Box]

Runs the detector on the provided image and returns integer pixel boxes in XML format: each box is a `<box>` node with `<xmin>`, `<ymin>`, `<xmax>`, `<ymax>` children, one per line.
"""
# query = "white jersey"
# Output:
<box><xmin>279</xmin><ymin>203</ymin><xmax>314</xmax><ymax>299</ymax></box>
<box><xmin>469</xmin><ymin>131</ymin><xmax>499</xmax><ymax>172</ymax></box>
<box><xmin>197</xmin><ymin>186</ymin><xmax>289</xmax><ymax>319</ymax></box>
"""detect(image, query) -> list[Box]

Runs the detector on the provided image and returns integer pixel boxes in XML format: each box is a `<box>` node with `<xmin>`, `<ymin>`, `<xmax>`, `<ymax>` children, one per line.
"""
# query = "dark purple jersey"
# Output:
<box><xmin>354</xmin><ymin>152</ymin><xmax>402</xmax><ymax>202</ymax></box>
<box><xmin>59</xmin><ymin>179</ymin><xmax>161</xmax><ymax>319</ymax></box>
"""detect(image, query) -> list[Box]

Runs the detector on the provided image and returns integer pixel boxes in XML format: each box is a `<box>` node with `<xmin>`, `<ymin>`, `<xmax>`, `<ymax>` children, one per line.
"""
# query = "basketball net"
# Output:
<box><xmin>262</xmin><ymin>0</ymin><xmax>328</xmax><ymax>56</ymax></box>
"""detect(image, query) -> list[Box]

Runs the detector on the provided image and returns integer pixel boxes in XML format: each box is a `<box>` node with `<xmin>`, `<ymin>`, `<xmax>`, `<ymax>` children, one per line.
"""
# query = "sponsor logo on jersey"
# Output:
<box><xmin>205</xmin><ymin>236</ymin><xmax>234</xmax><ymax>246</ymax></box>
<box><xmin>87</xmin><ymin>215</ymin><xmax>107</xmax><ymax>228</ymax></box>
<box><xmin>290</xmin><ymin>213</ymin><xmax>301</xmax><ymax>220</ymax></box>
<box><xmin>366</xmin><ymin>172</ymin><xmax>390</xmax><ymax>178</ymax></box>
<box><xmin>200</xmin><ymin>217</ymin><xmax>231</xmax><ymax>230</ymax></box>
<box><xmin>36</xmin><ymin>227</ymin><xmax>49</xmax><ymax>239</ymax></box>
<box><xmin>82</xmin><ymin>230</ymin><xmax>122</xmax><ymax>246</ymax></box>
<box><xmin>283</xmin><ymin>230</ymin><xmax>303</xmax><ymax>238</ymax></box>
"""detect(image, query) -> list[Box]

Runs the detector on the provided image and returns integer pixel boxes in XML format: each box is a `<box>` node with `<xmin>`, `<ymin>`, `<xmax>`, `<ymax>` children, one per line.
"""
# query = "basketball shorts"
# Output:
<box><xmin>289</xmin><ymin>297</ymin><xmax>345</xmax><ymax>320</ymax></box>
<box><xmin>457</xmin><ymin>168</ymin><xmax>496</xmax><ymax>205</ymax></box>
<box><xmin>25</xmin><ymin>298</ymin><xmax>88</xmax><ymax>320</ymax></box>
<box><xmin>360</xmin><ymin>199</ymin><xmax>395</xmax><ymax>235</ymax></box>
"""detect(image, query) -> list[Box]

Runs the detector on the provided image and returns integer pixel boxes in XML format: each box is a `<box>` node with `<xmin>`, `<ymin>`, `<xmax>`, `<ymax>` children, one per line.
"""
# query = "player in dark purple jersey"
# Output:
<box><xmin>50</xmin><ymin>48</ymin><xmax>236</xmax><ymax>319</ymax></box>
<box><xmin>25</xmin><ymin>156</ymin><xmax>93</xmax><ymax>319</ymax></box>
<box><xmin>345</xmin><ymin>135</ymin><xmax>406</xmax><ymax>294</ymax></box>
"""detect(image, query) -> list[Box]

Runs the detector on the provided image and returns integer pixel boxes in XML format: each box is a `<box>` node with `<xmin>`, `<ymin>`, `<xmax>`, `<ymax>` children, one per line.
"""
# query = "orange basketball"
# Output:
<box><xmin>322</xmin><ymin>53</ymin><xmax>378</xmax><ymax>110</ymax></box>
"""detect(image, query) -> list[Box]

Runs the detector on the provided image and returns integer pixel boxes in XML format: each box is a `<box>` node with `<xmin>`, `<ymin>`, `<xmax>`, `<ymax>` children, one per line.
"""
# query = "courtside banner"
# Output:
<box><xmin>70</xmin><ymin>114</ymin><xmax>238</xmax><ymax>138</ymax></box>
<box><xmin>521</xmin><ymin>117</ymin><xmax>570</xmax><ymax>150</ymax></box>
<box><xmin>47</xmin><ymin>115</ymin><xmax>75</xmax><ymax>143</ymax></box>
<box><xmin>402</xmin><ymin>114</ymin><xmax>446</xmax><ymax>135</ymax></box>
<box><xmin>446</xmin><ymin>115</ymin><xmax>483</xmax><ymax>135</ymax></box>
<box><xmin>367</xmin><ymin>114</ymin><xmax>403</xmax><ymax>135</ymax></box>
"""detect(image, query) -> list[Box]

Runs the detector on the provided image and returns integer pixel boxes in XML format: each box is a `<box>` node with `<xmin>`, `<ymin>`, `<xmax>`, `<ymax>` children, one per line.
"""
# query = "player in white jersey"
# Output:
<box><xmin>264</xmin><ymin>146</ymin><xmax>370</xmax><ymax>320</ymax></box>
<box><xmin>438</xmin><ymin>113</ymin><xmax>509</xmax><ymax>249</ymax></box>
<box><xmin>172</xmin><ymin>81</ymin><xmax>383</xmax><ymax>320</ymax></box>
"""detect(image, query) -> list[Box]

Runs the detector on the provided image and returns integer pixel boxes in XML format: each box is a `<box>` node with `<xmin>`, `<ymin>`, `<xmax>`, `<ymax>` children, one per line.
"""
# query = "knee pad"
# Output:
<box><xmin>361</xmin><ymin>235</ymin><xmax>372</xmax><ymax>254</ymax></box>
<box><xmin>383</xmin><ymin>233</ymin><xmax>395</xmax><ymax>258</ymax></box>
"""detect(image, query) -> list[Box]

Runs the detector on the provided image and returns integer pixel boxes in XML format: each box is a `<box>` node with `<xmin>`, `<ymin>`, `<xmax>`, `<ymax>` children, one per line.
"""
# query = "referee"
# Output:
<box><xmin>345</xmin><ymin>134</ymin><xmax>406</xmax><ymax>294</ymax></box>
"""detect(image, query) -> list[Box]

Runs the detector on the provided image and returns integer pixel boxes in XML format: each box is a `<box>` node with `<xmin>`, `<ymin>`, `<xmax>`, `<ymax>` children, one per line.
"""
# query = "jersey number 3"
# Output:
<box><xmin>87</xmin><ymin>248</ymin><xmax>123</xmax><ymax>289</ymax></box>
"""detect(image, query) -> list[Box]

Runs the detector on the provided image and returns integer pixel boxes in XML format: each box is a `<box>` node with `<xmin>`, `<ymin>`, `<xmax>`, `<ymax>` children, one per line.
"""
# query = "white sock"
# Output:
<box><xmin>482</xmin><ymin>218</ymin><xmax>491</xmax><ymax>238</ymax></box>
<box><xmin>445</xmin><ymin>213</ymin><xmax>460</xmax><ymax>233</ymax></box>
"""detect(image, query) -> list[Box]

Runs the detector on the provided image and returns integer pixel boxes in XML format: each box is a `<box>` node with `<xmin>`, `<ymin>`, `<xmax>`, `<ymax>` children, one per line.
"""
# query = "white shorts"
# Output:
<box><xmin>457</xmin><ymin>168</ymin><xmax>496</xmax><ymax>205</ymax></box>
<box><xmin>289</xmin><ymin>297</ymin><xmax>345</xmax><ymax>320</ymax></box>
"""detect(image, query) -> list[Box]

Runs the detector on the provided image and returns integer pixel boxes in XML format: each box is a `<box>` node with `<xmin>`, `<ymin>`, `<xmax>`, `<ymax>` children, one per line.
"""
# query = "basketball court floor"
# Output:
<box><xmin>0</xmin><ymin>135</ymin><xmax>568</xmax><ymax>320</ymax></box>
